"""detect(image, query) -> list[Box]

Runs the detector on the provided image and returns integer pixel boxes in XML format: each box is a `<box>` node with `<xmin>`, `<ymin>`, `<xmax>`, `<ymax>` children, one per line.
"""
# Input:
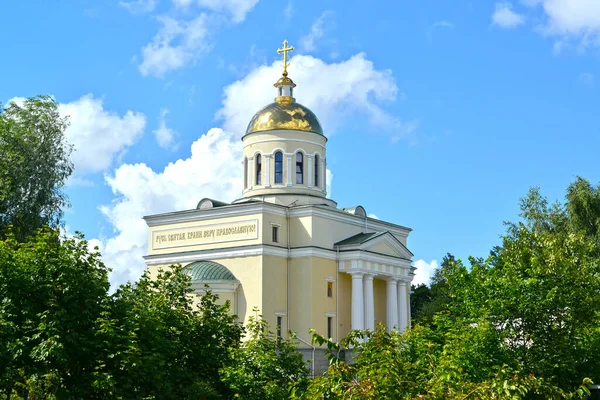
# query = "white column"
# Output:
<box><xmin>386</xmin><ymin>278</ymin><xmax>398</xmax><ymax>332</ymax></box>
<box><xmin>363</xmin><ymin>274</ymin><xmax>375</xmax><ymax>331</ymax></box>
<box><xmin>264</xmin><ymin>154</ymin><xmax>271</xmax><ymax>187</ymax></box>
<box><xmin>350</xmin><ymin>272</ymin><xmax>365</xmax><ymax>331</ymax></box>
<box><xmin>286</xmin><ymin>154</ymin><xmax>293</xmax><ymax>187</ymax></box>
<box><xmin>307</xmin><ymin>155</ymin><xmax>314</xmax><ymax>188</ymax></box>
<box><xmin>248</xmin><ymin>157</ymin><xmax>254</xmax><ymax>190</ymax></box>
<box><xmin>397</xmin><ymin>280</ymin><xmax>408</xmax><ymax>331</ymax></box>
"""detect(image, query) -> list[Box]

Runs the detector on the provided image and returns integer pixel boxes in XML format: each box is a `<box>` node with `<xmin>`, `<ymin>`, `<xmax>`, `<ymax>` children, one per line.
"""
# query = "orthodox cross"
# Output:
<box><xmin>277</xmin><ymin>40</ymin><xmax>294</xmax><ymax>76</ymax></box>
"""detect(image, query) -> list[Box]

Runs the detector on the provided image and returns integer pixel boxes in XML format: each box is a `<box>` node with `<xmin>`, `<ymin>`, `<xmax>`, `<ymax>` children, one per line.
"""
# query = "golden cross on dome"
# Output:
<box><xmin>277</xmin><ymin>40</ymin><xmax>294</xmax><ymax>76</ymax></box>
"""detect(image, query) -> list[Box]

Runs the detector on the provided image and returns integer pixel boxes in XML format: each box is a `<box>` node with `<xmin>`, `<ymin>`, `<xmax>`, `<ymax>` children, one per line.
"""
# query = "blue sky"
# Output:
<box><xmin>2</xmin><ymin>0</ymin><xmax>600</xmax><ymax>286</ymax></box>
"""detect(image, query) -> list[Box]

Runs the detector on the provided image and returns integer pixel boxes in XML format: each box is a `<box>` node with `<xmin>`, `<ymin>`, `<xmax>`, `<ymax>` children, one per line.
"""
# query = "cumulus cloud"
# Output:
<box><xmin>8</xmin><ymin>95</ymin><xmax>146</xmax><ymax>177</ymax></box>
<box><xmin>154</xmin><ymin>108</ymin><xmax>179</xmax><ymax>150</ymax></box>
<box><xmin>413</xmin><ymin>259</ymin><xmax>439</xmax><ymax>286</ymax></box>
<box><xmin>492</xmin><ymin>2</ymin><xmax>525</xmax><ymax>28</ymax></box>
<box><xmin>119</xmin><ymin>0</ymin><xmax>157</xmax><ymax>14</ymax></box>
<box><xmin>98</xmin><ymin>53</ymin><xmax>409</xmax><ymax>287</ymax></box>
<box><xmin>59</xmin><ymin>95</ymin><xmax>146</xmax><ymax>175</ymax></box>
<box><xmin>219</xmin><ymin>53</ymin><xmax>415</xmax><ymax>136</ymax></box>
<box><xmin>300</xmin><ymin>11</ymin><xmax>334</xmax><ymax>52</ymax></box>
<box><xmin>100</xmin><ymin>128</ymin><xmax>242</xmax><ymax>286</ymax></box>
<box><xmin>139</xmin><ymin>14</ymin><xmax>215</xmax><ymax>77</ymax></box>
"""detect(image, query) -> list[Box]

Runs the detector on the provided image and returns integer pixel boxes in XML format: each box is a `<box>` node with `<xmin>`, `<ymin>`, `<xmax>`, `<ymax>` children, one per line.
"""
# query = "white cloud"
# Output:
<box><xmin>413</xmin><ymin>259</ymin><xmax>439</xmax><ymax>286</ymax></box>
<box><xmin>218</xmin><ymin>53</ymin><xmax>414</xmax><ymax>136</ymax></box>
<box><xmin>139</xmin><ymin>14</ymin><xmax>214</xmax><ymax>77</ymax></box>
<box><xmin>154</xmin><ymin>108</ymin><xmax>179</xmax><ymax>150</ymax></box>
<box><xmin>300</xmin><ymin>11</ymin><xmax>334</xmax><ymax>52</ymax></box>
<box><xmin>194</xmin><ymin>0</ymin><xmax>258</xmax><ymax>23</ymax></box>
<box><xmin>368</xmin><ymin>213</ymin><xmax>379</xmax><ymax>219</ymax></box>
<box><xmin>7</xmin><ymin>95</ymin><xmax>146</xmax><ymax>177</ymax></box>
<box><xmin>119</xmin><ymin>0</ymin><xmax>157</xmax><ymax>14</ymax></box>
<box><xmin>98</xmin><ymin>53</ymin><xmax>411</xmax><ymax>287</ymax></box>
<box><xmin>284</xmin><ymin>0</ymin><xmax>293</xmax><ymax>21</ymax></box>
<box><xmin>431</xmin><ymin>20</ymin><xmax>454</xmax><ymax>29</ymax></box>
<box><xmin>492</xmin><ymin>2</ymin><xmax>525</xmax><ymax>28</ymax></box>
<box><xmin>99</xmin><ymin>127</ymin><xmax>241</xmax><ymax>286</ymax></box>
<box><xmin>59</xmin><ymin>95</ymin><xmax>146</xmax><ymax>175</ymax></box>
<box><xmin>521</xmin><ymin>0</ymin><xmax>600</xmax><ymax>50</ymax></box>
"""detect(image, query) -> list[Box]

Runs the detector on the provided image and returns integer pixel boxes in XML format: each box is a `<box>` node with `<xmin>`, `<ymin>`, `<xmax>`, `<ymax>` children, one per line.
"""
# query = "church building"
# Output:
<box><xmin>143</xmin><ymin>41</ymin><xmax>415</xmax><ymax>361</ymax></box>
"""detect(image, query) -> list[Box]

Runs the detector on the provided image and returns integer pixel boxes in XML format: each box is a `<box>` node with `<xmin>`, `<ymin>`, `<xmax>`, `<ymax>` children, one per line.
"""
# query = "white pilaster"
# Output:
<box><xmin>264</xmin><ymin>154</ymin><xmax>271</xmax><ymax>187</ymax></box>
<box><xmin>286</xmin><ymin>155</ymin><xmax>293</xmax><ymax>187</ymax></box>
<box><xmin>350</xmin><ymin>272</ymin><xmax>365</xmax><ymax>331</ymax></box>
<box><xmin>248</xmin><ymin>157</ymin><xmax>254</xmax><ymax>190</ymax></box>
<box><xmin>307</xmin><ymin>155</ymin><xmax>314</xmax><ymax>188</ymax></box>
<box><xmin>321</xmin><ymin>158</ymin><xmax>326</xmax><ymax>192</ymax></box>
<box><xmin>363</xmin><ymin>274</ymin><xmax>375</xmax><ymax>331</ymax></box>
<box><xmin>386</xmin><ymin>278</ymin><xmax>398</xmax><ymax>332</ymax></box>
<box><xmin>397</xmin><ymin>280</ymin><xmax>408</xmax><ymax>331</ymax></box>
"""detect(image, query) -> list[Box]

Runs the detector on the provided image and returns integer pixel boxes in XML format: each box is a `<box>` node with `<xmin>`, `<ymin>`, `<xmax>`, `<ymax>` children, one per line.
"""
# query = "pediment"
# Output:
<box><xmin>335</xmin><ymin>231</ymin><xmax>413</xmax><ymax>260</ymax></box>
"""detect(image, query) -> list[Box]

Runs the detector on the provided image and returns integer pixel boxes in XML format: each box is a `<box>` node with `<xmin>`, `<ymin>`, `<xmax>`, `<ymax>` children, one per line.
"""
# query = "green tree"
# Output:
<box><xmin>220</xmin><ymin>310</ymin><xmax>309</xmax><ymax>400</ymax></box>
<box><xmin>0</xmin><ymin>229</ymin><xmax>109</xmax><ymax>398</ymax></box>
<box><xmin>441</xmin><ymin>177</ymin><xmax>600</xmax><ymax>391</ymax></box>
<box><xmin>0</xmin><ymin>96</ymin><xmax>73</xmax><ymax>241</ymax></box>
<box><xmin>92</xmin><ymin>267</ymin><xmax>244</xmax><ymax>399</ymax></box>
<box><xmin>411</xmin><ymin>253</ymin><xmax>455</xmax><ymax>324</ymax></box>
<box><xmin>299</xmin><ymin>322</ymin><xmax>588</xmax><ymax>399</ymax></box>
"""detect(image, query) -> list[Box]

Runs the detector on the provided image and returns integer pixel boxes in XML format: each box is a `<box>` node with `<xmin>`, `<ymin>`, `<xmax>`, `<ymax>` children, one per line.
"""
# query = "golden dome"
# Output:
<box><xmin>245</xmin><ymin>99</ymin><xmax>324</xmax><ymax>136</ymax></box>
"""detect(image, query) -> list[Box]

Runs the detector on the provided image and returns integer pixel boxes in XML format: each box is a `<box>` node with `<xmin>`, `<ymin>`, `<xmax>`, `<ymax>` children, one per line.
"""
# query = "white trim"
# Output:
<box><xmin>325</xmin><ymin>312</ymin><xmax>337</xmax><ymax>317</ymax></box>
<box><xmin>325</xmin><ymin>276</ymin><xmax>336</xmax><ymax>282</ymax></box>
<box><xmin>269</xmin><ymin>221</ymin><xmax>282</xmax><ymax>227</ymax></box>
<box><xmin>286</xmin><ymin>154</ymin><xmax>293</xmax><ymax>187</ymax></box>
<box><xmin>337</xmin><ymin>232</ymin><xmax>413</xmax><ymax>260</ymax></box>
<box><xmin>274</xmin><ymin>311</ymin><xmax>287</xmax><ymax>316</ymax></box>
<box><xmin>145</xmin><ymin>203</ymin><xmax>286</xmax><ymax>226</ymax></box>
<box><xmin>288</xmin><ymin>206</ymin><xmax>411</xmax><ymax>238</ymax></box>
<box><xmin>243</xmin><ymin>138</ymin><xmax>325</xmax><ymax>151</ymax></box>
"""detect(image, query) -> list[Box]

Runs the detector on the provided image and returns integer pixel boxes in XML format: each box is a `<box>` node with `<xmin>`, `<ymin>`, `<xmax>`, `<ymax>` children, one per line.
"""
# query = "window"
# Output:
<box><xmin>244</xmin><ymin>157</ymin><xmax>248</xmax><ymax>189</ymax></box>
<box><xmin>272</xmin><ymin>226</ymin><xmax>279</xmax><ymax>243</ymax></box>
<box><xmin>327</xmin><ymin>281</ymin><xmax>333</xmax><ymax>297</ymax></box>
<box><xmin>314</xmin><ymin>155</ymin><xmax>319</xmax><ymax>187</ymax></box>
<box><xmin>327</xmin><ymin>317</ymin><xmax>333</xmax><ymax>339</ymax></box>
<box><xmin>277</xmin><ymin>316</ymin><xmax>283</xmax><ymax>338</ymax></box>
<box><xmin>296</xmin><ymin>152</ymin><xmax>303</xmax><ymax>184</ymax></box>
<box><xmin>255</xmin><ymin>154</ymin><xmax>262</xmax><ymax>185</ymax></box>
<box><xmin>274</xmin><ymin>151</ymin><xmax>283</xmax><ymax>184</ymax></box>
<box><xmin>290</xmin><ymin>87</ymin><xmax>293</xmax><ymax>97</ymax></box>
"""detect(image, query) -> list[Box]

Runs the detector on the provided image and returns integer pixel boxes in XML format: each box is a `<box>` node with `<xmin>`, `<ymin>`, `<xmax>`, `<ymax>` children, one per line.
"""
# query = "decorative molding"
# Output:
<box><xmin>144</xmin><ymin>203</ymin><xmax>287</xmax><ymax>226</ymax></box>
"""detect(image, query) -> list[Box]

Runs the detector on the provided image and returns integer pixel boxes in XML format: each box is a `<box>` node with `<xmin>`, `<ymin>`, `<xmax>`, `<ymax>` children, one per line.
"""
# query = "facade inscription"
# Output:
<box><xmin>152</xmin><ymin>219</ymin><xmax>259</xmax><ymax>250</ymax></box>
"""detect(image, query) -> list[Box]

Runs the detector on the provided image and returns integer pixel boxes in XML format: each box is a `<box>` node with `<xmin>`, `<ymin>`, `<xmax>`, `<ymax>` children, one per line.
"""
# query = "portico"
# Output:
<box><xmin>336</xmin><ymin>230</ymin><xmax>414</xmax><ymax>332</ymax></box>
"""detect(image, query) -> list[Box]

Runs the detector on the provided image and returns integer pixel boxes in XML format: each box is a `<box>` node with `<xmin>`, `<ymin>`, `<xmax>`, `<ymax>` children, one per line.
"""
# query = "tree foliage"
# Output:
<box><xmin>0</xmin><ymin>96</ymin><xmax>73</xmax><ymax>241</ymax></box>
<box><xmin>0</xmin><ymin>230</ymin><xmax>244</xmax><ymax>399</ymax></box>
<box><xmin>220</xmin><ymin>309</ymin><xmax>309</xmax><ymax>399</ymax></box>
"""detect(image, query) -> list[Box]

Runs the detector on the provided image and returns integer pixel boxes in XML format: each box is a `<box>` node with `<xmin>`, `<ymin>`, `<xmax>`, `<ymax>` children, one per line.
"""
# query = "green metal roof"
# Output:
<box><xmin>334</xmin><ymin>231</ymin><xmax>388</xmax><ymax>246</ymax></box>
<box><xmin>183</xmin><ymin>261</ymin><xmax>238</xmax><ymax>283</ymax></box>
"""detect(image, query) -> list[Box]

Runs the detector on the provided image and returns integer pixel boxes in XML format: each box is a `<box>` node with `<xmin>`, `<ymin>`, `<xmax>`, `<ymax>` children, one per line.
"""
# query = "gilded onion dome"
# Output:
<box><xmin>244</xmin><ymin>40</ymin><xmax>324</xmax><ymax>136</ymax></box>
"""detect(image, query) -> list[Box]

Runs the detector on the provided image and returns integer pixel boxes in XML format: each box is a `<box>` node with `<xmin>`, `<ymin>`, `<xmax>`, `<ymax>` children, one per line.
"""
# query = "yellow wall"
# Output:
<box><xmin>310</xmin><ymin>257</ymin><xmax>337</xmax><ymax>340</ymax></box>
<box><xmin>371</xmin><ymin>242</ymin><xmax>401</xmax><ymax>258</ymax></box>
<box><xmin>289</xmin><ymin>257</ymin><xmax>313</xmax><ymax>345</ymax></box>
<box><xmin>337</xmin><ymin>272</ymin><xmax>352</xmax><ymax>340</ymax></box>
<box><xmin>261</xmin><ymin>255</ymin><xmax>288</xmax><ymax>334</ymax></box>
<box><xmin>373</xmin><ymin>278</ymin><xmax>387</xmax><ymax>326</ymax></box>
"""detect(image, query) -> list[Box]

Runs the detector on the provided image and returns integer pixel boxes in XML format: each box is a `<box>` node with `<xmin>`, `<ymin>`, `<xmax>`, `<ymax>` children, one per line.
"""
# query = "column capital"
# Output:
<box><xmin>263</xmin><ymin>153</ymin><xmax>272</xmax><ymax>158</ymax></box>
<box><xmin>349</xmin><ymin>271</ymin><xmax>365</xmax><ymax>278</ymax></box>
<box><xmin>363</xmin><ymin>273</ymin><xmax>375</xmax><ymax>280</ymax></box>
